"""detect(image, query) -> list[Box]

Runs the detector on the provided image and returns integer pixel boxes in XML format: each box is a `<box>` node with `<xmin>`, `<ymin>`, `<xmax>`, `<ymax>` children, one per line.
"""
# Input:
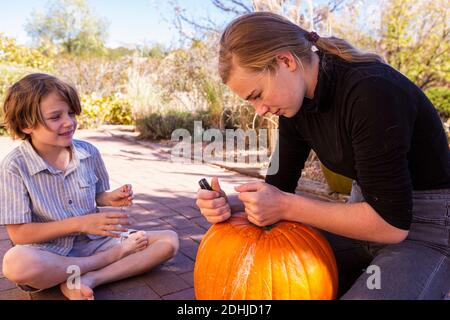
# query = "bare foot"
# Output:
<box><xmin>122</xmin><ymin>231</ymin><xmax>148</xmax><ymax>255</ymax></box>
<box><xmin>107</xmin><ymin>230</ymin><xmax>149</xmax><ymax>261</ymax></box>
<box><xmin>60</xmin><ymin>231</ymin><xmax>149</xmax><ymax>300</ymax></box>
<box><xmin>60</xmin><ymin>279</ymin><xmax>95</xmax><ymax>300</ymax></box>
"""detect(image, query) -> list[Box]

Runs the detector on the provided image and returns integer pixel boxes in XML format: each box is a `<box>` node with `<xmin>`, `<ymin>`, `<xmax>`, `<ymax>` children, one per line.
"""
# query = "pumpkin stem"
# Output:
<box><xmin>249</xmin><ymin>221</ymin><xmax>275</xmax><ymax>231</ymax></box>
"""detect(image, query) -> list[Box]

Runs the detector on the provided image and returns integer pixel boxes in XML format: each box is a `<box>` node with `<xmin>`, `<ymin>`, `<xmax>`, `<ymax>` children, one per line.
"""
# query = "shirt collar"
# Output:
<box><xmin>21</xmin><ymin>139</ymin><xmax>92</xmax><ymax>176</ymax></box>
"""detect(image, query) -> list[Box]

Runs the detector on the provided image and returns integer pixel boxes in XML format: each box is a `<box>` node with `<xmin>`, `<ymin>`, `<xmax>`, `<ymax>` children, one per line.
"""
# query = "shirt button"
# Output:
<box><xmin>68</xmin><ymin>200</ymin><xmax>73</xmax><ymax>205</ymax></box>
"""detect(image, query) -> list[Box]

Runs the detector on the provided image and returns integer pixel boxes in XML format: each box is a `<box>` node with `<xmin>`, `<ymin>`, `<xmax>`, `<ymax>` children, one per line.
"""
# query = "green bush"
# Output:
<box><xmin>425</xmin><ymin>87</ymin><xmax>450</xmax><ymax>119</ymax></box>
<box><xmin>78</xmin><ymin>94</ymin><xmax>133</xmax><ymax>129</ymax></box>
<box><xmin>0</xmin><ymin>64</ymin><xmax>41</xmax><ymax>101</ymax></box>
<box><xmin>0</xmin><ymin>126</ymin><xmax>7</xmax><ymax>136</ymax></box>
<box><xmin>136</xmin><ymin>110</ymin><xmax>211</xmax><ymax>141</ymax></box>
<box><xmin>0</xmin><ymin>63</ymin><xmax>44</xmax><ymax>136</ymax></box>
<box><xmin>0</xmin><ymin>33</ymin><xmax>54</xmax><ymax>70</ymax></box>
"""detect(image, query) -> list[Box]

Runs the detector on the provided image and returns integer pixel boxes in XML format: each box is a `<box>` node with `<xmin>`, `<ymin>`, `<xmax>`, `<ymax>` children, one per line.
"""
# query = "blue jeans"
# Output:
<box><xmin>322</xmin><ymin>181</ymin><xmax>450</xmax><ymax>300</ymax></box>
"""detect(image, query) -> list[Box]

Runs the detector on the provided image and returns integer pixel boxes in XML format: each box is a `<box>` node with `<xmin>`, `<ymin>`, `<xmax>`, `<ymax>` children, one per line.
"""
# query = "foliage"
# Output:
<box><xmin>53</xmin><ymin>56</ymin><xmax>132</xmax><ymax>97</ymax></box>
<box><xmin>125</xmin><ymin>56</ymin><xmax>166</xmax><ymax>117</ymax></box>
<box><xmin>26</xmin><ymin>0</ymin><xmax>109</xmax><ymax>56</ymax></box>
<box><xmin>0</xmin><ymin>33</ymin><xmax>54</xmax><ymax>70</ymax></box>
<box><xmin>172</xmin><ymin>0</ymin><xmax>346</xmax><ymax>39</ymax></box>
<box><xmin>135</xmin><ymin>109</ymin><xmax>212</xmax><ymax>141</ymax></box>
<box><xmin>152</xmin><ymin>38</ymin><xmax>262</xmax><ymax>131</ymax></box>
<box><xmin>1</xmin><ymin>0</ymin><xmax>447</xmax><ymax>144</ymax></box>
<box><xmin>425</xmin><ymin>87</ymin><xmax>450</xmax><ymax>119</ymax></box>
<box><xmin>0</xmin><ymin>63</ymin><xmax>44</xmax><ymax>133</ymax></box>
<box><xmin>77</xmin><ymin>94</ymin><xmax>133</xmax><ymax>129</ymax></box>
<box><xmin>380</xmin><ymin>0</ymin><xmax>449</xmax><ymax>90</ymax></box>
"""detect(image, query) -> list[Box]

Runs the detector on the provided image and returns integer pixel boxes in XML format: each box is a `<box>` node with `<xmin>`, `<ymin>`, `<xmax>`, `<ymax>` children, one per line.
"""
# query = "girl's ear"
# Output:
<box><xmin>276</xmin><ymin>52</ymin><xmax>298</xmax><ymax>71</ymax></box>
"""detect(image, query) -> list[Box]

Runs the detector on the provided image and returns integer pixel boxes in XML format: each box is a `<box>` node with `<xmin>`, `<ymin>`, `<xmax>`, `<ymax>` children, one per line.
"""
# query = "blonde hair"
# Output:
<box><xmin>219</xmin><ymin>12</ymin><xmax>384</xmax><ymax>83</ymax></box>
<box><xmin>3</xmin><ymin>73</ymin><xmax>82</xmax><ymax>140</ymax></box>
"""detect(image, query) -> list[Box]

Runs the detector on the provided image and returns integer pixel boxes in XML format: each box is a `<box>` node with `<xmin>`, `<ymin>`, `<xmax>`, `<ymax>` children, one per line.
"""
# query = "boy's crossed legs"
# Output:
<box><xmin>2</xmin><ymin>230</ymin><xmax>179</xmax><ymax>300</ymax></box>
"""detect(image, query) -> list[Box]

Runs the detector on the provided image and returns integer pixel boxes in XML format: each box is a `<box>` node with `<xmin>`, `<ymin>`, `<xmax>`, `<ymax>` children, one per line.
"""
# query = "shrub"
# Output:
<box><xmin>0</xmin><ymin>33</ymin><xmax>54</xmax><ymax>70</ymax></box>
<box><xmin>425</xmin><ymin>87</ymin><xmax>450</xmax><ymax>119</ymax></box>
<box><xmin>126</xmin><ymin>58</ymin><xmax>165</xmax><ymax>117</ymax></box>
<box><xmin>136</xmin><ymin>110</ymin><xmax>211</xmax><ymax>141</ymax></box>
<box><xmin>53</xmin><ymin>56</ymin><xmax>132</xmax><ymax>97</ymax></box>
<box><xmin>78</xmin><ymin>94</ymin><xmax>133</xmax><ymax>129</ymax></box>
<box><xmin>0</xmin><ymin>63</ymin><xmax>44</xmax><ymax>135</ymax></box>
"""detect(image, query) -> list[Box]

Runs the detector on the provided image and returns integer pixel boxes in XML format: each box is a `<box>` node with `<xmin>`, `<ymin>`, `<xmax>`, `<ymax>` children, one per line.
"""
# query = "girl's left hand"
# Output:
<box><xmin>235</xmin><ymin>182</ymin><xmax>290</xmax><ymax>227</ymax></box>
<box><xmin>108</xmin><ymin>184</ymin><xmax>134</xmax><ymax>207</ymax></box>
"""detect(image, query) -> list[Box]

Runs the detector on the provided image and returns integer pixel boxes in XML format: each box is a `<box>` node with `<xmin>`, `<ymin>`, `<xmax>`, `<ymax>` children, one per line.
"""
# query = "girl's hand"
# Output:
<box><xmin>196</xmin><ymin>177</ymin><xmax>231</xmax><ymax>224</ymax></box>
<box><xmin>108</xmin><ymin>184</ymin><xmax>134</xmax><ymax>207</ymax></box>
<box><xmin>235</xmin><ymin>182</ymin><xmax>290</xmax><ymax>227</ymax></box>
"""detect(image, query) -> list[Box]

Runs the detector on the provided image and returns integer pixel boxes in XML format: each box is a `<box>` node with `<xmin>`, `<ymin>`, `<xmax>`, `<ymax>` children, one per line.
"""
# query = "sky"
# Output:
<box><xmin>0</xmin><ymin>0</ymin><xmax>379</xmax><ymax>49</ymax></box>
<box><xmin>0</xmin><ymin>0</ymin><xmax>232</xmax><ymax>48</ymax></box>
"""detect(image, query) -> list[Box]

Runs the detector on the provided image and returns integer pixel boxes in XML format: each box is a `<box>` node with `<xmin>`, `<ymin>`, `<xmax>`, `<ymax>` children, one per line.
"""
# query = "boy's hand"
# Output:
<box><xmin>77</xmin><ymin>212</ymin><xmax>131</xmax><ymax>238</ymax></box>
<box><xmin>107</xmin><ymin>184</ymin><xmax>134</xmax><ymax>207</ymax></box>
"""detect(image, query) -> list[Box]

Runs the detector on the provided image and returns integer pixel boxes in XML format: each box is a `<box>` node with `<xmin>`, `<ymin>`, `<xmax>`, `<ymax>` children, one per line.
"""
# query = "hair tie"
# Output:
<box><xmin>306</xmin><ymin>31</ymin><xmax>320</xmax><ymax>43</ymax></box>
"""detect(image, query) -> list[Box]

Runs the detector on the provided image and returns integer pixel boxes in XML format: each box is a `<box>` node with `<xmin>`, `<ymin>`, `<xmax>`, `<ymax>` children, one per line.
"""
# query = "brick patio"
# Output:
<box><xmin>0</xmin><ymin>129</ymin><xmax>263</xmax><ymax>300</ymax></box>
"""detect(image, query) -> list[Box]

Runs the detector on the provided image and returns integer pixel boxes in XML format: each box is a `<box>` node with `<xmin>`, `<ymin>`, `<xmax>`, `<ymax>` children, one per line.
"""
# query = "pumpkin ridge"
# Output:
<box><xmin>265</xmin><ymin>234</ymin><xmax>274</xmax><ymax>300</ymax></box>
<box><xmin>276</xmin><ymin>224</ymin><xmax>313</xmax><ymax>299</ymax></box>
<box><xmin>232</xmin><ymin>236</ymin><xmax>259</xmax><ymax>298</ymax></box>
<box><xmin>227</xmin><ymin>224</ymin><xmax>255</xmax><ymax>299</ymax></box>
<box><xmin>196</xmin><ymin>223</ymin><xmax>229</xmax><ymax>298</ymax></box>
<box><xmin>299</xmin><ymin>226</ymin><xmax>338</xmax><ymax>295</ymax></box>
<box><xmin>278</xmin><ymin>229</ymin><xmax>296</xmax><ymax>299</ymax></box>
<box><xmin>290</xmin><ymin>225</ymin><xmax>335</xmax><ymax>299</ymax></box>
<box><xmin>279</xmin><ymin>226</ymin><xmax>309</xmax><ymax>299</ymax></box>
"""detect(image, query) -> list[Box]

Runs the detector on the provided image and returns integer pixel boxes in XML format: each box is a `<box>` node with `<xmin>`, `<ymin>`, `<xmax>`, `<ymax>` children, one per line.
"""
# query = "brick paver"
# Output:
<box><xmin>0</xmin><ymin>129</ymin><xmax>263</xmax><ymax>300</ymax></box>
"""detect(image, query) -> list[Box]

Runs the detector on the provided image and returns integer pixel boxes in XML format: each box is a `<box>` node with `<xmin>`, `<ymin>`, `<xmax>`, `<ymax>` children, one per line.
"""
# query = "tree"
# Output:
<box><xmin>26</xmin><ymin>0</ymin><xmax>109</xmax><ymax>55</ymax></box>
<box><xmin>170</xmin><ymin>0</ymin><xmax>346</xmax><ymax>41</ymax></box>
<box><xmin>320</xmin><ymin>0</ymin><xmax>449</xmax><ymax>90</ymax></box>
<box><xmin>379</xmin><ymin>0</ymin><xmax>449</xmax><ymax>89</ymax></box>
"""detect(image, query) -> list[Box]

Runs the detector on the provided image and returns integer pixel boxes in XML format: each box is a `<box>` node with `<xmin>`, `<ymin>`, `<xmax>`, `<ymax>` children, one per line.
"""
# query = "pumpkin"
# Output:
<box><xmin>194</xmin><ymin>213</ymin><xmax>338</xmax><ymax>300</ymax></box>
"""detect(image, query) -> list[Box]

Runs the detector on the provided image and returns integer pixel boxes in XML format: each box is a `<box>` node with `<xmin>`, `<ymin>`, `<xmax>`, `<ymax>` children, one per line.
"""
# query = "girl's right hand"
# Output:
<box><xmin>196</xmin><ymin>177</ymin><xmax>231</xmax><ymax>224</ymax></box>
<box><xmin>77</xmin><ymin>212</ymin><xmax>131</xmax><ymax>238</ymax></box>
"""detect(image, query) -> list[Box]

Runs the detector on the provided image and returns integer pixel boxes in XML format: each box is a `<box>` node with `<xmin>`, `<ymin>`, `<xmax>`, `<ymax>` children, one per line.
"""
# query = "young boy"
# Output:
<box><xmin>0</xmin><ymin>73</ymin><xmax>179</xmax><ymax>300</ymax></box>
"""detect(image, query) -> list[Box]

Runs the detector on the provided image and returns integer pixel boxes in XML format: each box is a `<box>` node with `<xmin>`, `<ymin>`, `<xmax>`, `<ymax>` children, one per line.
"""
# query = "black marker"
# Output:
<box><xmin>198</xmin><ymin>178</ymin><xmax>213</xmax><ymax>191</ymax></box>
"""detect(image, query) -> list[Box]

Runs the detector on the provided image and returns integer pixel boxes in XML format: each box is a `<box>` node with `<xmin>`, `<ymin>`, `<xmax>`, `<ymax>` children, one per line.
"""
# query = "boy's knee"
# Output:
<box><xmin>161</xmin><ymin>230</ymin><xmax>179</xmax><ymax>256</ymax></box>
<box><xmin>3</xmin><ymin>247</ymin><xmax>45</xmax><ymax>284</ymax></box>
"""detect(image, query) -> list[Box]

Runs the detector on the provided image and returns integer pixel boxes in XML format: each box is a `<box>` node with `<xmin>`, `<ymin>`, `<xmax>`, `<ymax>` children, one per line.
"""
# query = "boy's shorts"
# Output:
<box><xmin>16</xmin><ymin>230</ymin><xmax>139</xmax><ymax>293</ymax></box>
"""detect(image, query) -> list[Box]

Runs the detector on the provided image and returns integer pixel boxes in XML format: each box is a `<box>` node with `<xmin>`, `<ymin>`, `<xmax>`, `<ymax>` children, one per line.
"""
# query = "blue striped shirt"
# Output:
<box><xmin>0</xmin><ymin>139</ymin><xmax>110</xmax><ymax>256</ymax></box>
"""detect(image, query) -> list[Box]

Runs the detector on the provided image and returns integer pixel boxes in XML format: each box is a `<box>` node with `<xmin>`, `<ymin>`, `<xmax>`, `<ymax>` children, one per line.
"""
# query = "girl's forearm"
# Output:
<box><xmin>283</xmin><ymin>193</ymin><xmax>409</xmax><ymax>244</ymax></box>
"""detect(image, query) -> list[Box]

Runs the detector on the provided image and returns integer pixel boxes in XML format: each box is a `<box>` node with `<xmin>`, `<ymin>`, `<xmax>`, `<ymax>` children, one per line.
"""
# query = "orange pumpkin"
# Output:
<box><xmin>194</xmin><ymin>213</ymin><xmax>338</xmax><ymax>300</ymax></box>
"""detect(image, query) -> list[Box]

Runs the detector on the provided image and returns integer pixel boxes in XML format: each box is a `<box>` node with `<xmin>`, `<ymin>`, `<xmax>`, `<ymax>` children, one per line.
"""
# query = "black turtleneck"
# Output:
<box><xmin>265</xmin><ymin>52</ymin><xmax>450</xmax><ymax>230</ymax></box>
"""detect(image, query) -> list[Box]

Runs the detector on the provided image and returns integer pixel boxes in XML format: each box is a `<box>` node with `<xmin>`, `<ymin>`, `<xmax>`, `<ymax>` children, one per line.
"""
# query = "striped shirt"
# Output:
<box><xmin>0</xmin><ymin>139</ymin><xmax>110</xmax><ymax>256</ymax></box>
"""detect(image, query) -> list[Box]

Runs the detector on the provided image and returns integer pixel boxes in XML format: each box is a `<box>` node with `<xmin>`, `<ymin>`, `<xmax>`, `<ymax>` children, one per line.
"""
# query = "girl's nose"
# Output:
<box><xmin>254</xmin><ymin>102</ymin><xmax>269</xmax><ymax>117</ymax></box>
